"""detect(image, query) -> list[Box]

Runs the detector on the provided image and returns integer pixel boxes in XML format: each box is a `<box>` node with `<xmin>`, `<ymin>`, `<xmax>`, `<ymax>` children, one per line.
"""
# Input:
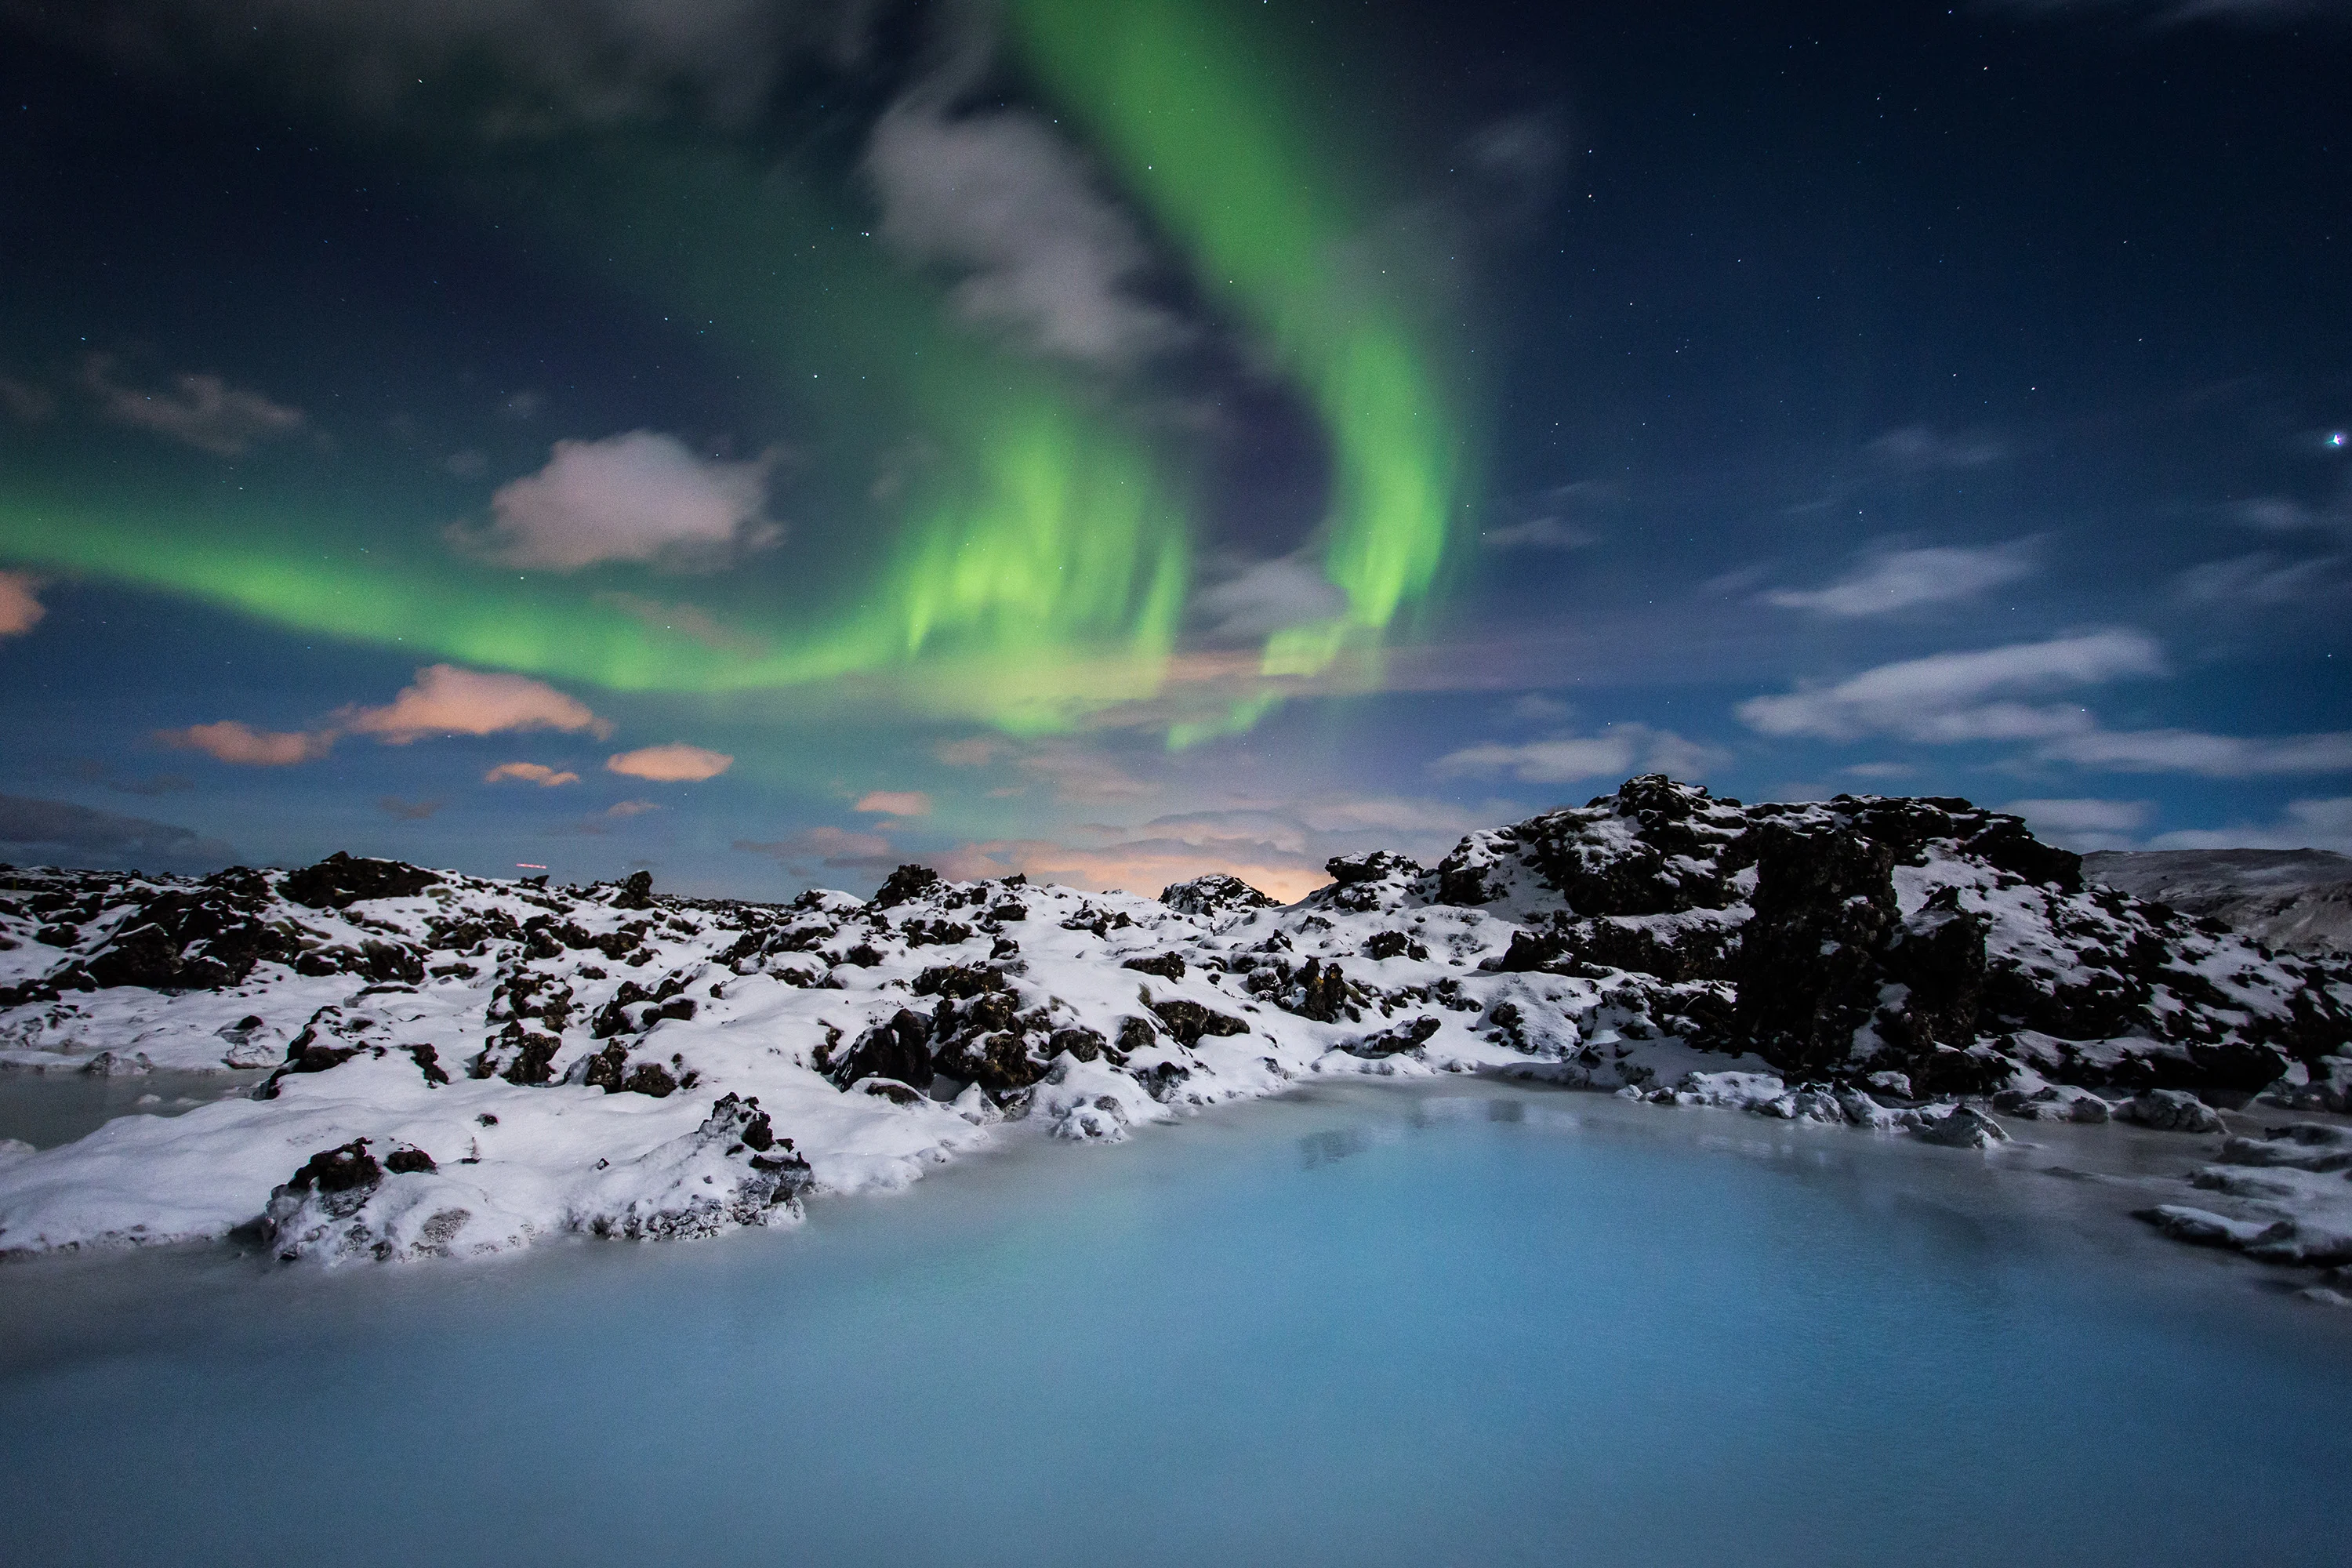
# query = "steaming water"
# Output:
<box><xmin>1</xmin><ymin>1081</ymin><xmax>2345</xmax><ymax>1566</ymax></box>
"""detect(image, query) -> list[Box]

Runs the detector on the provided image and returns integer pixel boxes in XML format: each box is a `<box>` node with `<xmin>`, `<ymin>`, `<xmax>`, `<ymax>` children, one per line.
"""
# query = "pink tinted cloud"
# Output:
<box><xmin>485</xmin><ymin>761</ymin><xmax>581</xmax><ymax>787</ymax></box>
<box><xmin>0</xmin><ymin>572</ymin><xmax>43</xmax><ymax>637</ymax></box>
<box><xmin>607</xmin><ymin>742</ymin><xmax>733</xmax><ymax>782</ymax></box>
<box><xmin>341</xmin><ymin>665</ymin><xmax>612</xmax><ymax>744</ymax></box>
<box><xmin>853</xmin><ymin>790</ymin><xmax>932</xmax><ymax>817</ymax></box>
<box><xmin>158</xmin><ymin>720</ymin><xmax>335</xmax><ymax>767</ymax></box>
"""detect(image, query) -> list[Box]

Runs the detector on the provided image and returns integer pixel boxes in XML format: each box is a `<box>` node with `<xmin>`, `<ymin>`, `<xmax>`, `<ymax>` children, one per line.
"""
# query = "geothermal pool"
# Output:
<box><xmin>0</xmin><ymin>1081</ymin><xmax>2344</xmax><ymax>1566</ymax></box>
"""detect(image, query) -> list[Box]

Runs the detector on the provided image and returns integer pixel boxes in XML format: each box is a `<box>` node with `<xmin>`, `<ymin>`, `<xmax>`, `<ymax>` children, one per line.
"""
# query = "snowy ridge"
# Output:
<box><xmin>1</xmin><ymin>777</ymin><xmax>2347</xmax><ymax>1272</ymax></box>
<box><xmin>2084</xmin><ymin>849</ymin><xmax>2352</xmax><ymax>956</ymax></box>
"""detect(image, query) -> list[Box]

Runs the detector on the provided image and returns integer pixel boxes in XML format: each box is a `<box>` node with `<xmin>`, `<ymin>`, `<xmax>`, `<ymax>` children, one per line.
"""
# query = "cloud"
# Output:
<box><xmin>1737</xmin><ymin>630</ymin><xmax>2164</xmax><ymax>742</ymax></box>
<box><xmin>2036</xmin><ymin>728</ymin><xmax>2352</xmax><ymax>776</ymax></box>
<box><xmin>485</xmin><ymin>761</ymin><xmax>580</xmax><ymax>787</ymax></box>
<box><xmin>42</xmin><ymin>0</ymin><xmax>850</xmax><ymax>134</ymax></box>
<box><xmin>0</xmin><ymin>572</ymin><xmax>45</xmax><ymax>637</ymax></box>
<box><xmin>1189</xmin><ymin>555</ymin><xmax>1348</xmax><ymax>643</ymax></box>
<box><xmin>594</xmin><ymin>591</ymin><xmax>764</xmax><ymax>652</ymax></box>
<box><xmin>1432</xmin><ymin>724</ymin><xmax>1725</xmax><ymax>785</ymax></box>
<box><xmin>1763</xmin><ymin>539</ymin><xmax>2038</xmax><ymax>618</ymax></box>
<box><xmin>853</xmin><ymin>790</ymin><xmax>932</xmax><ymax>818</ymax></box>
<box><xmin>157</xmin><ymin>720</ymin><xmax>335</xmax><ymax>767</ymax></box>
<box><xmin>1480</xmin><ymin>517</ymin><xmax>1599</xmax><ymax>553</ymax></box>
<box><xmin>1866</xmin><ymin>426</ymin><xmax>2006</xmax><ymax>471</ymax></box>
<box><xmin>1740</xmin><ymin>632</ymin><xmax>2352</xmax><ymax>778</ymax></box>
<box><xmin>937</xmin><ymin>736</ymin><xmax>1008</xmax><ymax>768</ymax></box>
<box><xmin>1999</xmin><ymin>0</ymin><xmax>2347</xmax><ymax>27</ymax></box>
<box><xmin>2176</xmin><ymin>552</ymin><xmax>2351</xmax><ymax>605</ymax></box>
<box><xmin>866</xmin><ymin>100</ymin><xmax>1189</xmax><ymax>369</ymax></box>
<box><xmin>939</xmin><ymin>739</ymin><xmax>1157</xmax><ymax>804</ymax></box>
<box><xmin>0</xmin><ymin>375</ymin><xmax>55</xmax><ymax>422</ymax></box>
<box><xmin>605</xmin><ymin>800</ymin><xmax>661</xmax><ymax>818</ymax></box>
<box><xmin>109</xmin><ymin>774</ymin><xmax>194</xmax><ymax>797</ymax></box>
<box><xmin>453</xmin><ymin>431</ymin><xmax>778</xmax><ymax>572</ymax></box>
<box><xmin>1483</xmin><ymin>481</ymin><xmax>1610</xmax><ymax>552</ymax></box>
<box><xmin>2005</xmin><ymin>797</ymin><xmax>2154</xmax><ymax>833</ymax></box>
<box><xmin>0</xmin><ymin>793</ymin><xmax>234</xmax><ymax>868</ymax></box>
<box><xmin>2151</xmin><ymin>797</ymin><xmax>2352</xmax><ymax>854</ymax></box>
<box><xmin>82</xmin><ymin>357</ymin><xmax>303</xmax><ymax>456</ymax></box>
<box><xmin>608</xmin><ymin>743</ymin><xmax>733</xmax><ymax>782</ymax></box>
<box><xmin>735</xmin><ymin>825</ymin><xmax>895</xmax><ymax>873</ymax></box>
<box><xmin>341</xmin><ymin>665</ymin><xmax>611</xmax><ymax>744</ymax></box>
<box><xmin>378</xmin><ymin>797</ymin><xmax>445</xmax><ymax>821</ymax></box>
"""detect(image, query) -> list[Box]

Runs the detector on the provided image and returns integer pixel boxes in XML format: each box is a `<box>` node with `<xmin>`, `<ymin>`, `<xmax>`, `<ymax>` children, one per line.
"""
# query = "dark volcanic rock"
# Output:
<box><xmin>870</xmin><ymin>864</ymin><xmax>940</xmax><ymax>909</ymax></box>
<box><xmin>1732</xmin><ymin>827</ymin><xmax>1899</xmax><ymax>1080</ymax></box>
<box><xmin>1160</xmin><ymin>873</ymin><xmax>1278</xmax><ymax>916</ymax></box>
<box><xmin>835</xmin><ymin>1008</ymin><xmax>935</xmax><ymax>1090</ymax></box>
<box><xmin>281</xmin><ymin>851</ymin><xmax>440</xmax><ymax>909</ymax></box>
<box><xmin>1148</xmin><ymin>997</ymin><xmax>1250</xmax><ymax>1046</ymax></box>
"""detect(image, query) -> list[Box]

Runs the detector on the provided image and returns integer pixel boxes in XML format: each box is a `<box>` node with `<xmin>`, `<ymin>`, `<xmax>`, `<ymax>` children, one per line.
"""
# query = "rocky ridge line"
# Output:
<box><xmin>0</xmin><ymin>777</ymin><xmax>2344</xmax><ymax>1276</ymax></box>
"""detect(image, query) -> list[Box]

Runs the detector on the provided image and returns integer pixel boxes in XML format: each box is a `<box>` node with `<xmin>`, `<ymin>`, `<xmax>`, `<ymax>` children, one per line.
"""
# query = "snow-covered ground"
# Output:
<box><xmin>1</xmin><ymin>777</ymin><xmax>2346</xmax><ymax>1285</ymax></box>
<box><xmin>2085</xmin><ymin>848</ymin><xmax>2352</xmax><ymax>956</ymax></box>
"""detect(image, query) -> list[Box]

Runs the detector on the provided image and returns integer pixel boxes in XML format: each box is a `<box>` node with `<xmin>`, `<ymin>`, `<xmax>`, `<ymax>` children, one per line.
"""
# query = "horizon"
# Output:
<box><xmin>3</xmin><ymin>0</ymin><xmax>2347</xmax><ymax>902</ymax></box>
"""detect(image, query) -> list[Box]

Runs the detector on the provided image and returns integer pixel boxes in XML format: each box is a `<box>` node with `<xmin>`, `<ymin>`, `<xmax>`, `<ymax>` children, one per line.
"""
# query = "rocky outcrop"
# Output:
<box><xmin>280</xmin><ymin>851</ymin><xmax>441</xmax><ymax>909</ymax></box>
<box><xmin>5</xmin><ymin>774</ymin><xmax>2349</xmax><ymax>1273</ymax></box>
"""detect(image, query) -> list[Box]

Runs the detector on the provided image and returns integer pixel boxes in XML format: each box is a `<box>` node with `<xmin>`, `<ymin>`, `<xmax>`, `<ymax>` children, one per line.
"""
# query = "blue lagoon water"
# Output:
<box><xmin>1</xmin><ymin>1082</ymin><xmax>2344</xmax><ymax>1566</ymax></box>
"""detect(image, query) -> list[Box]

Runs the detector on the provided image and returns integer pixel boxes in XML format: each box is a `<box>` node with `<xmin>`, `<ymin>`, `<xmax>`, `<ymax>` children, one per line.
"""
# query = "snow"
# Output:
<box><xmin>2</xmin><ymin>778</ymin><xmax>2347</xmax><ymax>1279</ymax></box>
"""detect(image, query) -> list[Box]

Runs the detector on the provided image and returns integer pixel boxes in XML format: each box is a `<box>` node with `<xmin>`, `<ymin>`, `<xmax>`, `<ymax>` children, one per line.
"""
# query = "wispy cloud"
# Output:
<box><xmin>1997</xmin><ymin>0</ymin><xmax>2347</xmax><ymax>27</ymax></box>
<box><xmin>0</xmin><ymin>793</ymin><xmax>233</xmax><ymax>867</ymax></box>
<box><xmin>1432</xmin><ymin>724</ymin><xmax>1724</xmax><ymax>785</ymax></box>
<box><xmin>853</xmin><ymin>790</ymin><xmax>932</xmax><ymax>818</ymax></box>
<box><xmin>1737</xmin><ymin>630</ymin><xmax>2162</xmax><ymax>742</ymax></box>
<box><xmin>2176</xmin><ymin>551</ymin><xmax>2351</xmax><ymax>606</ymax></box>
<box><xmin>866</xmin><ymin>97</ymin><xmax>1189</xmax><ymax>370</ymax></box>
<box><xmin>157</xmin><ymin>720</ymin><xmax>335</xmax><ymax>767</ymax></box>
<box><xmin>1740</xmin><ymin>631</ymin><xmax>2352</xmax><ymax>777</ymax></box>
<box><xmin>938</xmin><ymin>737</ymin><xmax>1158</xmax><ymax>804</ymax></box>
<box><xmin>2151</xmin><ymin>797</ymin><xmax>2352</xmax><ymax>854</ymax></box>
<box><xmin>82</xmin><ymin>357</ymin><xmax>303</xmax><ymax>456</ymax></box>
<box><xmin>378</xmin><ymin>796</ymin><xmax>445</xmax><ymax>821</ymax></box>
<box><xmin>1189</xmin><ymin>554</ymin><xmax>1348</xmax><ymax>644</ymax></box>
<box><xmin>2038</xmin><ymin>728</ymin><xmax>2352</xmax><ymax>776</ymax></box>
<box><xmin>1482</xmin><ymin>481</ymin><xmax>1611</xmax><ymax>553</ymax></box>
<box><xmin>1763</xmin><ymin>539</ymin><xmax>2038</xmax><ymax>618</ymax></box>
<box><xmin>160</xmin><ymin>666</ymin><xmax>609</xmax><ymax>766</ymax></box>
<box><xmin>735</xmin><ymin>825</ymin><xmax>896</xmax><ymax>877</ymax></box>
<box><xmin>485</xmin><ymin>761</ymin><xmax>581</xmax><ymax>787</ymax></box>
<box><xmin>2005</xmin><ymin>796</ymin><xmax>2153</xmax><ymax>836</ymax></box>
<box><xmin>1866</xmin><ymin>426</ymin><xmax>2007</xmax><ymax>471</ymax></box>
<box><xmin>451</xmin><ymin>432</ymin><xmax>778</xmax><ymax>573</ymax></box>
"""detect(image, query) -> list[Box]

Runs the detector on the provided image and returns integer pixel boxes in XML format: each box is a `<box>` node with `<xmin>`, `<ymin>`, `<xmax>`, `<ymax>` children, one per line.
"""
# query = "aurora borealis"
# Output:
<box><xmin>2</xmin><ymin>0</ymin><xmax>2348</xmax><ymax>895</ymax></box>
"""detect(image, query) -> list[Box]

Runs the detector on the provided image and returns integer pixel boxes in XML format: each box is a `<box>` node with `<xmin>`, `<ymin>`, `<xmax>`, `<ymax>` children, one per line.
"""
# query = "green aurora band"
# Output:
<box><xmin>1007</xmin><ymin>0</ymin><xmax>1470</xmax><ymax>684</ymax></box>
<box><xmin>0</xmin><ymin>2</ymin><xmax>1470</xmax><ymax>746</ymax></box>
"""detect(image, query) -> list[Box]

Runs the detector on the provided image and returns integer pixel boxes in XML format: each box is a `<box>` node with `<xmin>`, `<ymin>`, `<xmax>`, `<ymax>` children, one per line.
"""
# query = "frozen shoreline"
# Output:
<box><xmin>3</xmin><ymin>779</ymin><xmax>2347</xmax><ymax>1287</ymax></box>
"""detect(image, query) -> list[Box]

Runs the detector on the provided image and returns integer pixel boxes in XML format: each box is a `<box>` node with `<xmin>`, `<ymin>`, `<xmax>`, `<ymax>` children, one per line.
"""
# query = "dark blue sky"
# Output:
<box><xmin>1</xmin><ymin>0</ymin><xmax>2346</xmax><ymax>897</ymax></box>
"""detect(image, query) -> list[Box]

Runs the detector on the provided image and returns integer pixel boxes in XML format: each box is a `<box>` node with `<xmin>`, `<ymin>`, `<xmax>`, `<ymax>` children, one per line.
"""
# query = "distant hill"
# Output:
<box><xmin>2082</xmin><ymin>849</ymin><xmax>2352</xmax><ymax>956</ymax></box>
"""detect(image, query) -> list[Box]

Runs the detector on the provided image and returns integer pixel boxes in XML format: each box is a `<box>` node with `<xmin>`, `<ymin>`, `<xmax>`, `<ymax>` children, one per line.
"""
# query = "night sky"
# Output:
<box><xmin>2</xmin><ymin>0</ymin><xmax>2347</xmax><ymax>898</ymax></box>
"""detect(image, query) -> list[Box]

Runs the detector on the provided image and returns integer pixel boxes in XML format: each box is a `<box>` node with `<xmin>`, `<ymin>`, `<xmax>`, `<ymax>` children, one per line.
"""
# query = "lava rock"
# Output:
<box><xmin>281</xmin><ymin>851</ymin><xmax>441</xmax><ymax>909</ymax></box>
<box><xmin>870</xmin><ymin>864</ymin><xmax>939</xmax><ymax>909</ymax></box>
